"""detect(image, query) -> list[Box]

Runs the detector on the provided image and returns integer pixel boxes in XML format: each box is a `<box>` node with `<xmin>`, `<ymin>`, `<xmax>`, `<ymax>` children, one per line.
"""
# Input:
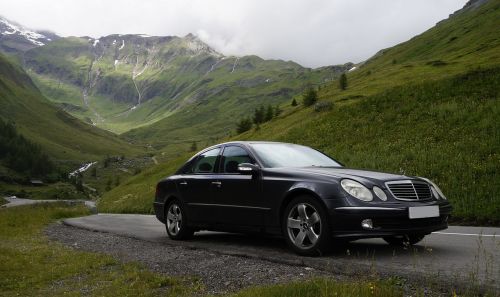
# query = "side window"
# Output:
<box><xmin>221</xmin><ymin>146</ymin><xmax>253</xmax><ymax>173</ymax></box>
<box><xmin>190</xmin><ymin>148</ymin><xmax>220</xmax><ymax>174</ymax></box>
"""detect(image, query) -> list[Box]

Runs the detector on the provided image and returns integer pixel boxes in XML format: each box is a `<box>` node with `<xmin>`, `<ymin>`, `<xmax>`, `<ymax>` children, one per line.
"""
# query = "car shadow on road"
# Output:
<box><xmin>187</xmin><ymin>231</ymin><xmax>444</xmax><ymax>261</ymax></box>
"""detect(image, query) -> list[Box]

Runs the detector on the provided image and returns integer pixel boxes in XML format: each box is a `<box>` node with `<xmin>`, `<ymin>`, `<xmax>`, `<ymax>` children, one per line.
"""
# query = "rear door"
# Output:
<box><xmin>177</xmin><ymin>147</ymin><xmax>221</xmax><ymax>224</ymax></box>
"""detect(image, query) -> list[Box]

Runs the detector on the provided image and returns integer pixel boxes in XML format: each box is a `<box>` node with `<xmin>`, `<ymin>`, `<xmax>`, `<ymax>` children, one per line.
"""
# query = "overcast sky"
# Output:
<box><xmin>1</xmin><ymin>0</ymin><xmax>467</xmax><ymax>67</ymax></box>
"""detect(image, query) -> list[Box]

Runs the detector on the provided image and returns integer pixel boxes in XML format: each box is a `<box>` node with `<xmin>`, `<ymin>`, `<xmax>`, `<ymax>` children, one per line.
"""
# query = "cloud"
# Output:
<box><xmin>0</xmin><ymin>0</ymin><xmax>466</xmax><ymax>67</ymax></box>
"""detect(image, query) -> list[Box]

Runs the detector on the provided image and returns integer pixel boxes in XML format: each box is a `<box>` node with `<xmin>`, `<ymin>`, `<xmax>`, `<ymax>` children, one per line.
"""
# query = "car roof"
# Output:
<box><xmin>218</xmin><ymin>141</ymin><xmax>290</xmax><ymax>146</ymax></box>
<box><xmin>201</xmin><ymin>141</ymin><xmax>298</xmax><ymax>152</ymax></box>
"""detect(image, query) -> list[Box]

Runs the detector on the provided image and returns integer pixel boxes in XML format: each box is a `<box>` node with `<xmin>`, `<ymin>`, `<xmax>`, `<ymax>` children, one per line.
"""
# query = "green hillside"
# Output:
<box><xmin>0</xmin><ymin>53</ymin><xmax>141</xmax><ymax>169</ymax></box>
<box><xmin>99</xmin><ymin>0</ymin><xmax>500</xmax><ymax>224</ymax></box>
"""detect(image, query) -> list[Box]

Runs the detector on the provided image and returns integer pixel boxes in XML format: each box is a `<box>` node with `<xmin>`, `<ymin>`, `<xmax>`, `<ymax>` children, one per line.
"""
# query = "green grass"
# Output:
<box><xmin>0</xmin><ymin>203</ymin><xmax>196</xmax><ymax>296</ymax></box>
<box><xmin>225</xmin><ymin>278</ymin><xmax>402</xmax><ymax>297</ymax></box>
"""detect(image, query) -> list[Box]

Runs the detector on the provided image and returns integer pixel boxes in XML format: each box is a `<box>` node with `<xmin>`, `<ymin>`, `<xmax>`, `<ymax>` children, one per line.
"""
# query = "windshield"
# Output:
<box><xmin>249</xmin><ymin>143</ymin><xmax>342</xmax><ymax>168</ymax></box>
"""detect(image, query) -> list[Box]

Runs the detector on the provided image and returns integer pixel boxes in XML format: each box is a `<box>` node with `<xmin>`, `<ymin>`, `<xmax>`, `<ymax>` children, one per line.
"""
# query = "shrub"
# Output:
<box><xmin>314</xmin><ymin>101</ymin><xmax>333</xmax><ymax>112</ymax></box>
<box><xmin>236</xmin><ymin>118</ymin><xmax>253</xmax><ymax>134</ymax></box>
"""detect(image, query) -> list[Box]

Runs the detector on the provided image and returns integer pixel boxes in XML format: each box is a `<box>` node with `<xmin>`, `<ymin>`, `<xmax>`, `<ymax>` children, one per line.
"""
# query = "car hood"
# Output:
<box><xmin>294</xmin><ymin>167</ymin><xmax>411</xmax><ymax>182</ymax></box>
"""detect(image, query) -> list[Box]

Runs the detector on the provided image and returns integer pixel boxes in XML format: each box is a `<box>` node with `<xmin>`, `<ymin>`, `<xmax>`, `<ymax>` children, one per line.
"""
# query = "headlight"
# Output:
<box><xmin>341</xmin><ymin>179</ymin><xmax>373</xmax><ymax>201</ymax></box>
<box><xmin>430</xmin><ymin>186</ymin><xmax>440</xmax><ymax>200</ymax></box>
<box><xmin>420</xmin><ymin>177</ymin><xmax>447</xmax><ymax>200</ymax></box>
<box><xmin>373</xmin><ymin>186</ymin><xmax>387</xmax><ymax>201</ymax></box>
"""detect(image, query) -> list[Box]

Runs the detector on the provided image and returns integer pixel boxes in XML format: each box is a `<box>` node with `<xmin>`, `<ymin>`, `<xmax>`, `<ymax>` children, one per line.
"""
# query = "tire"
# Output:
<box><xmin>383</xmin><ymin>234</ymin><xmax>425</xmax><ymax>247</ymax></box>
<box><xmin>282</xmin><ymin>195</ymin><xmax>332</xmax><ymax>256</ymax></box>
<box><xmin>165</xmin><ymin>199</ymin><xmax>194</xmax><ymax>240</ymax></box>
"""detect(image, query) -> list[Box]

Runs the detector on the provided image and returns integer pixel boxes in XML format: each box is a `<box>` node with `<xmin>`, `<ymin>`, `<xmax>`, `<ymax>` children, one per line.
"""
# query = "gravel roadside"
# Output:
<box><xmin>45</xmin><ymin>223</ymin><xmax>338</xmax><ymax>295</ymax></box>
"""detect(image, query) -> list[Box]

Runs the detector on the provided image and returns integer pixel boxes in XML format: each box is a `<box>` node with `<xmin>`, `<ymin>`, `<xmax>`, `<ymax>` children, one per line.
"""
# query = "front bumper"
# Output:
<box><xmin>330</xmin><ymin>203</ymin><xmax>452</xmax><ymax>239</ymax></box>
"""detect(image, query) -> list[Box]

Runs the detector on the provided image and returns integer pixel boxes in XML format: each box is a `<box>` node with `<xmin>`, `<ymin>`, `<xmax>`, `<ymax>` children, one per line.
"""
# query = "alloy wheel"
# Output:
<box><xmin>166</xmin><ymin>203</ymin><xmax>182</xmax><ymax>236</ymax></box>
<box><xmin>287</xmin><ymin>203</ymin><xmax>321</xmax><ymax>249</ymax></box>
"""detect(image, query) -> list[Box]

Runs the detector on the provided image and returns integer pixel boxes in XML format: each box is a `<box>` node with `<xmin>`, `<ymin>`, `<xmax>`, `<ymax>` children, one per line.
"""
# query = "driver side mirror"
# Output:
<box><xmin>237</xmin><ymin>163</ymin><xmax>260</xmax><ymax>174</ymax></box>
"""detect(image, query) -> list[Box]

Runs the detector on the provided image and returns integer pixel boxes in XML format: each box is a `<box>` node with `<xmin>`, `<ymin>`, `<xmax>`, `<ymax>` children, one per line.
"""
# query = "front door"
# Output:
<box><xmin>211</xmin><ymin>145</ymin><xmax>266</xmax><ymax>227</ymax></box>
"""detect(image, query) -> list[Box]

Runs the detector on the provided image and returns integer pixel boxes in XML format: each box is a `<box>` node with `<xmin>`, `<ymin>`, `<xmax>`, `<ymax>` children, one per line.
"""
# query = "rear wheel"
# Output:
<box><xmin>383</xmin><ymin>234</ymin><xmax>425</xmax><ymax>247</ymax></box>
<box><xmin>165</xmin><ymin>200</ymin><xmax>194</xmax><ymax>240</ymax></box>
<box><xmin>282</xmin><ymin>195</ymin><xmax>332</xmax><ymax>256</ymax></box>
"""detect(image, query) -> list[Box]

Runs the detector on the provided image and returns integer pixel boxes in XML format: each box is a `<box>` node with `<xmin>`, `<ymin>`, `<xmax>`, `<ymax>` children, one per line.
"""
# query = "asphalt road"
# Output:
<box><xmin>2</xmin><ymin>196</ymin><xmax>96</xmax><ymax>212</ymax></box>
<box><xmin>63</xmin><ymin>214</ymin><xmax>499</xmax><ymax>289</ymax></box>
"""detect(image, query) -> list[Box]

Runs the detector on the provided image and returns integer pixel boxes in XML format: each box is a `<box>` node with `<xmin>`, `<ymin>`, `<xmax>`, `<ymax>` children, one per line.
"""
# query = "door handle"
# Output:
<box><xmin>211</xmin><ymin>181</ymin><xmax>222</xmax><ymax>187</ymax></box>
<box><xmin>179</xmin><ymin>181</ymin><xmax>188</xmax><ymax>186</ymax></box>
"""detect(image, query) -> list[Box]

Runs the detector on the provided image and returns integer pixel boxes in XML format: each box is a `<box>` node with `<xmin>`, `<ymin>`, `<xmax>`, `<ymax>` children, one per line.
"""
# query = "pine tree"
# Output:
<box><xmin>190</xmin><ymin>141</ymin><xmax>197</xmax><ymax>152</ymax></box>
<box><xmin>302</xmin><ymin>87</ymin><xmax>318</xmax><ymax>107</ymax></box>
<box><xmin>253</xmin><ymin>106</ymin><xmax>265</xmax><ymax>124</ymax></box>
<box><xmin>291</xmin><ymin>98</ymin><xmax>298</xmax><ymax>106</ymax></box>
<box><xmin>264</xmin><ymin>105</ymin><xmax>274</xmax><ymax>122</ymax></box>
<box><xmin>274</xmin><ymin>104</ymin><xmax>282</xmax><ymax>117</ymax></box>
<box><xmin>339</xmin><ymin>73</ymin><xmax>348</xmax><ymax>90</ymax></box>
<box><xmin>236</xmin><ymin>118</ymin><xmax>253</xmax><ymax>134</ymax></box>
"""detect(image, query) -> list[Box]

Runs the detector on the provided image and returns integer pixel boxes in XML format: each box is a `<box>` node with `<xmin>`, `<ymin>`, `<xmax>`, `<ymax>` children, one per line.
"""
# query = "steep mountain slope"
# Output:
<box><xmin>0</xmin><ymin>16</ymin><xmax>59</xmax><ymax>54</ymax></box>
<box><xmin>99</xmin><ymin>0</ymin><xmax>500</xmax><ymax>224</ymax></box>
<box><xmin>0</xmin><ymin>53</ymin><xmax>141</xmax><ymax>168</ymax></box>
<box><xmin>24</xmin><ymin>33</ymin><xmax>349</xmax><ymax>141</ymax></box>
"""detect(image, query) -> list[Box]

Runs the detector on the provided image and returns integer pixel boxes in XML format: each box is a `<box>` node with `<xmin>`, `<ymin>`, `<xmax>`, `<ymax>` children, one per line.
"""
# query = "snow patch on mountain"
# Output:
<box><xmin>0</xmin><ymin>18</ymin><xmax>46</xmax><ymax>46</ymax></box>
<box><xmin>119</xmin><ymin>40</ymin><xmax>125</xmax><ymax>50</ymax></box>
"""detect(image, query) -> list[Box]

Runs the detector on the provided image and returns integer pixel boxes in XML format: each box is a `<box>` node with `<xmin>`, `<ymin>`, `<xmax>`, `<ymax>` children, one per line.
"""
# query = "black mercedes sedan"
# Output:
<box><xmin>154</xmin><ymin>141</ymin><xmax>451</xmax><ymax>256</ymax></box>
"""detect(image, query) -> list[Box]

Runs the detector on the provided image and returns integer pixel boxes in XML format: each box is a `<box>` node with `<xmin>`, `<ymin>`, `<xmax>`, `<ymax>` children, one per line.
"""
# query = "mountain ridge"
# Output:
<box><xmin>20</xmin><ymin>30</ymin><xmax>350</xmax><ymax>145</ymax></box>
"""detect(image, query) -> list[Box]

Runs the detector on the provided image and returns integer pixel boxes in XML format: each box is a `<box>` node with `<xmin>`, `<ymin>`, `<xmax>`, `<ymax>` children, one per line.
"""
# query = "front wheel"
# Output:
<box><xmin>165</xmin><ymin>200</ymin><xmax>194</xmax><ymax>240</ymax></box>
<box><xmin>282</xmin><ymin>195</ymin><xmax>332</xmax><ymax>256</ymax></box>
<box><xmin>383</xmin><ymin>234</ymin><xmax>425</xmax><ymax>247</ymax></box>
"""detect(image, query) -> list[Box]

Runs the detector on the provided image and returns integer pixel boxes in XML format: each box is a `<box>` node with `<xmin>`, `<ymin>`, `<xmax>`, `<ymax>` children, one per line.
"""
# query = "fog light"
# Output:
<box><xmin>361</xmin><ymin>219</ymin><xmax>373</xmax><ymax>230</ymax></box>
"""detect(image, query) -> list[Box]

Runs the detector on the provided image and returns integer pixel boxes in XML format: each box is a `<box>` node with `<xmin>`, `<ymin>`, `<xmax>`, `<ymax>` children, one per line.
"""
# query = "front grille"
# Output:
<box><xmin>386</xmin><ymin>180</ymin><xmax>432</xmax><ymax>201</ymax></box>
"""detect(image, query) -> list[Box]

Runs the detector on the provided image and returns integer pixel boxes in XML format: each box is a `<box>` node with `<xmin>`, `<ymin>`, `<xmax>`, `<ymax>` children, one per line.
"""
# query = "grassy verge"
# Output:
<box><xmin>0</xmin><ymin>196</ymin><xmax>6</xmax><ymax>206</ymax></box>
<box><xmin>226</xmin><ymin>278</ymin><xmax>402</xmax><ymax>297</ymax></box>
<box><xmin>0</xmin><ymin>203</ymin><xmax>196</xmax><ymax>296</ymax></box>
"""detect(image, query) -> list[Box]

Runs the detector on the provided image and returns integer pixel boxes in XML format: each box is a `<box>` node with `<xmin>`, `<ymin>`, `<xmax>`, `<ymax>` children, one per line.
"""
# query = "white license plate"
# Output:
<box><xmin>408</xmin><ymin>206</ymin><xmax>440</xmax><ymax>219</ymax></box>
